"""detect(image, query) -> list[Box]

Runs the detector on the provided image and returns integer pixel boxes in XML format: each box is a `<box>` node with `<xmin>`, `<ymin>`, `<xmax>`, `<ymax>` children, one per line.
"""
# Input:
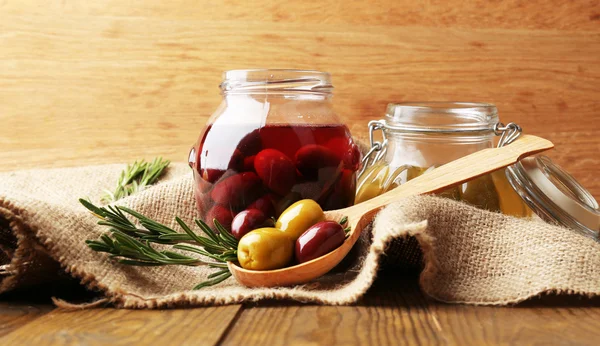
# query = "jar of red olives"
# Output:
<box><xmin>189</xmin><ymin>69</ymin><xmax>361</xmax><ymax>230</ymax></box>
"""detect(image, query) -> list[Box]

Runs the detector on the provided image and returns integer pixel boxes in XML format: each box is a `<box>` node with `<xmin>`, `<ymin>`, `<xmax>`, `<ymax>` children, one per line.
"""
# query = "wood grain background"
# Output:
<box><xmin>2</xmin><ymin>2</ymin><xmax>600</xmax><ymax>344</ymax></box>
<box><xmin>1</xmin><ymin>0</ymin><xmax>599</xmax><ymax>200</ymax></box>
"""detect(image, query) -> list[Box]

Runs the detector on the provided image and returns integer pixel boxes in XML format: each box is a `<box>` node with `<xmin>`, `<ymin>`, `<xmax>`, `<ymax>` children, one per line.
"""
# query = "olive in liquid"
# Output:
<box><xmin>356</xmin><ymin>163</ymin><xmax>531</xmax><ymax>217</ymax></box>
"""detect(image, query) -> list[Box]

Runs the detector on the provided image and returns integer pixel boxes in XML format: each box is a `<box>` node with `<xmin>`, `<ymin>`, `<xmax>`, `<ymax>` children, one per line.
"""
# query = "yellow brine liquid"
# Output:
<box><xmin>355</xmin><ymin>162</ymin><xmax>532</xmax><ymax>217</ymax></box>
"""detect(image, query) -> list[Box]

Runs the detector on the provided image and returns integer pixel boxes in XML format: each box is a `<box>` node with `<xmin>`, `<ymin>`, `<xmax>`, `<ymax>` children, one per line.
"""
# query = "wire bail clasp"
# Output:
<box><xmin>358</xmin><ymin>120</ymin><xmax>387</xmax><ymax>177</ymax></box>
<box><xmin>494</xmin><ymin>122</ymin><xmax>523</xmax><ymax>147</ymax></box>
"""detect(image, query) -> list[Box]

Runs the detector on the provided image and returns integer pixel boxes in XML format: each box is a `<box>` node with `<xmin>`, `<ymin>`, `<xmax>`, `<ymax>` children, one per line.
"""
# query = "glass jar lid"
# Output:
<box><xmin>506</xmin><ymin>155</ymin><xmax>600</xmax><ymax>239</ymax></box>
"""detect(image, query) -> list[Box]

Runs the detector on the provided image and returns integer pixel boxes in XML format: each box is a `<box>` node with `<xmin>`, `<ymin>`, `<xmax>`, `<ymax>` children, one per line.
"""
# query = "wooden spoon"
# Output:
<box><xmin>228</xmin><ymin>134</ymin><xmax>554</xmax><ymax>288</ymax></box>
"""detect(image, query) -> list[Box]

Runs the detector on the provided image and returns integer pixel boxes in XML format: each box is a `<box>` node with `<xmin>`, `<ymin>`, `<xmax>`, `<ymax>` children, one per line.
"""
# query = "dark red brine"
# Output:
<box><xmin>190</xmin><ymin>123</ymin><xmax>360</xmax><ymax>227</ymax></box>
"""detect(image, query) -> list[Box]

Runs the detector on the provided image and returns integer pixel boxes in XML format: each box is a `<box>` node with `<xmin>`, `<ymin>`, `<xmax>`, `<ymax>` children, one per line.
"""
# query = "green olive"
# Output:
<box><xmin>275</xmin><ymin>199</ymin><xmax>325</xmax><ymax>240</ymax></box>
<box><xmin>459</xmin><ymin>175</ymin><xmax>501</xmax><ymax>212</ymax></box>
<box><xmin>355</xmin><ymin>182</ymin><xmax>382</xmax><ymax>204</ymax></box>
<box><xmin>237</xmin><ymin>228</ymin><xmax>294</xmax><ymax>270</ymax></box>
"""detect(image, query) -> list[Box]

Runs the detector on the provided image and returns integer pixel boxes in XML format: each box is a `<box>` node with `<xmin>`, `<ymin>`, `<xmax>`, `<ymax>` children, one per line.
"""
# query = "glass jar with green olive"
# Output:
<box><xmin>356</xmin><ymin>102</ymin><xmax>532</xmax><ymax>217</ymax></box>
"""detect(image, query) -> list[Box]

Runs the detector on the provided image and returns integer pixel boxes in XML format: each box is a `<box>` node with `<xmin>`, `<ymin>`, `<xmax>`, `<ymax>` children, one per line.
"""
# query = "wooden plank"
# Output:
<box><xmin>0</xmin><ymin>304</ymin><xmax>242</xmax><ymax>345</ymax></box>
<box><xmin>221</xmin><ymin>274</ymin><xmax>600</xmax><ymax>345</ymax></box>
<box><xmin>1</xmin><ymin>0</ymin><xmax>599</xmax><ymax>31</ymax></box>
<box><xmin>0</xmin><ymin>301</ymin><xmax>54</xmax><ymax>338</ymax></box>
<box><xmin>220</xmin><ymin>276</ymin><xmax>443</xmax><ymax>345</ymax></box>
<box><xmin>429</xmin><ymin>297</ymin><xmax>600</xmax><ymax>345</ymax></box>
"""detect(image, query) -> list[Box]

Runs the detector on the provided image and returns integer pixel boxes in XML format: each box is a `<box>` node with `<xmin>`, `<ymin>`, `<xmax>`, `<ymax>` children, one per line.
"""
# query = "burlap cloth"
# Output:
<box><xmin>1</xmin><ymin>163</ymin><xmax>599</xmax><ymax>308</ymax></box>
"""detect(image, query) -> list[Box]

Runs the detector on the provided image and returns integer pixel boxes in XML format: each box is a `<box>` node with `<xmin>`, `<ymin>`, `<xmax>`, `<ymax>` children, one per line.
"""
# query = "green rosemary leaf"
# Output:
<box><xmin>101</xmin><ymin>158</ymin><xmax>170</xmax><ymax>203</ymax></box>
<box><xmin>79</xmin><ymin>198</ymin><xmax>109</xmax><ymax>218</ymax></box>
<box><xmin>339</xmin><ymin>216</ymin><xmax>348</xmax><ymax>225</ymax></box>
<box><xmin>207</xmin><ymin>268</ymin><xmax>230</xmax><ymax>279</ymax></box>
<box><xmin>173</xmin><ymin>244</ymin><xmax>230</xmax><ymax>263</ymax></box>
<box><xmin>85</xmin><ymin>240</ymin><xmax>114</xmax><ymax>253</ymax></box>
<box><xmin>195</xmin><ymin>219</ymin><xmax>221</xmax><ymax>244</ymax></box>
<box><xmin>157</xmin><ymin>233</ymin><xmax>194</xmax><ymax>241</ymax></box>
<box><xmin>140</xmin><ymin>240</ymin><xmax>169</xmax><ymax>259</ymax></box>
<box><xmin>153</xmin><ymin>257</ymin><xmax>201</xmax><ymax>265</ymax></box>
<box><xmin>344</xmin><ymin>227</ymin><xmax>351</xmax><ymax>234</ymax></box>
<box><xmin>120</xmin><ymin>206</ymin><xmax>178</xmax><ymax>235</ymax></box>
<box><xmin>117</xmin><ymin>259</ymin><xmax>163</xmax><ymax>266</ymax></box>
<box><xmin>139</xmin><ymin>235</ymin><xmax>173</xmax><ymax>244</ymax></box>
<box><xmin>156</xmin><ymin>234</ymin><xmax>224</xmax><ymax>253</ymax></box>
<box><xmin>162</xmin><ymin>251</ymin><xmax>196</xmax><ymax>260</ymax></box>
<box><xmin>112</xmin><ymin>230</ymin><xmax>147</xmax><ymax>251</ymax></box>
<box><xmin>100</xmin><ymin>234</ymin><xmax>114</xmax><ymax>247</ymax></box>
<box><xmin>176</xmin><ymin>217</ymin><xmax>203</xmax><ymax>244</ymax></box>
<box><xmin>213</xmin><ymin>220</ymin><xmax>238</xmax><ymax>248</ymax></box>
<box><xmin>140</xmin><ymin>157</ymin><xmax>171</xmax><ymax>187</ymax></box>
<box><xmin>221</xmin><ymin>249</ymin><xmax>237</xmax><ymax>257</ymax></box>
<box><xmin>217</xmin><ymin>232</ymin><xmax>238</xmax><ymax>250</ymax></box>
<box><xmin>174</xmin><ymin>244</ymin><xmax>219</xmax><ymax>259</ymax></box>
<box><xmin>193</xmin><ymin>271</ymin><xmax>232</xmax><ymax>290</ymax></box>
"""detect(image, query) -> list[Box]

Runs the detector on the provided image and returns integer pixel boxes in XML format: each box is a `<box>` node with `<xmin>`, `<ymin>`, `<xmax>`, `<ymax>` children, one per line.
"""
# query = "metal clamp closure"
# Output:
<box><xmin>358</xmin><ymin>120</ymin><xmax>524</xmax><ymax>179</ymax></box>
<box><xmin>494</xmin><ymin>122</ymin><xmax>522</xmax><ymax>147</ymax></box>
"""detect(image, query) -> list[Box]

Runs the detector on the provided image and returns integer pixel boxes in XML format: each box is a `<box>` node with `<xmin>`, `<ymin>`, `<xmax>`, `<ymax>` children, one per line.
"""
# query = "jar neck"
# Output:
<box><xmin>220</xmin><ymin>69</ymin><xmax>333</xmax><ymax>97</ymax></box>
<box><xmin>383</xmin><ymin>130</ymin><xmax>495</xmax><ymax>168</ymax></box>
<box><xmin>385</xmin><ymin>130</ymin><xmax>496</xmax><ymax>144</ymax></box>
<box><xmin>223</xmin><ymin>93</ymin><xmax>332</xmax><ymax>102</ymax></box>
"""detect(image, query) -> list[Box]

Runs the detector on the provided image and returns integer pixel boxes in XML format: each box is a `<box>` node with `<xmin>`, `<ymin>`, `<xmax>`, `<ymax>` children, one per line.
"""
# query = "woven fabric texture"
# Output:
<box><xmin>1</xmin><ymin>163</ymin><xmax>598</xmax><ymax>308</ymax></box>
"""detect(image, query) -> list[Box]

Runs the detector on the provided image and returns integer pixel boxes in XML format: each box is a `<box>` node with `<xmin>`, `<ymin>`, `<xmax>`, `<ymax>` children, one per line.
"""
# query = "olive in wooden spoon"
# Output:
<box><xmin>228</xmin><ymin>134</ymin><xmax>554</xmax><ymax>288</ymax></box>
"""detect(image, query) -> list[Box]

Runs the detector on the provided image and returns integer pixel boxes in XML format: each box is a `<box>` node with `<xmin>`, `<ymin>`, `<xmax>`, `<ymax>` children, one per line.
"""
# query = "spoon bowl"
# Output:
<box><xmin>229</xmin><ymin>134</ymin><xmax>554</xmax><ymax>288</ymax></box>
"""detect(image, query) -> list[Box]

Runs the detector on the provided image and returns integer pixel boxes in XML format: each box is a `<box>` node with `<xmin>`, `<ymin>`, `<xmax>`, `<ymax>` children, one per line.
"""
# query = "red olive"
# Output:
<box><xmin>326</xmin><ymin>138</ymin><xmax>362</xmax><ymax>171</ymax></box>
<box><xmin>210</xmin><ymin>172</ymin><xmax>262</xmax><ymax>209</ymax></box>
<box><xmin>295</xmin><ymin>221</ymin><xmax>346</xmax><ymax>263</ymax></box>
<box><xmin>254</xmin><ymin>149</ymin><xmax>296</xmax><ymax>195</ymax></box>
<box><xmin>295</xmin><ymin>145</ymin><xmax>342</xmax><ymax>180</ymax></box>
<box><xmin>321</xmin><ymin>169</ymin><xmax>356</xmax><ymax>210</ymax></box>
<box><xmin>205</xmin><ymin>205</ymin><xmax>235</xmax><ymax>231</ymax></box>
<box><xmin>231</xmin><ymin>209</ymin><xmax>270</xmax><ymax>240</ymax></box>
<box><xmin>344</xmin><ymin>143</ymin><xmax>362</xmax><ymax>171</ymax></box>
<box><xmin>227</xmin><ymin>149</ymin><xmax>245</xmax><ymax>172</ymax></box>
<box><xmin>237</xmin><ymin>129</ymin><xmax>262</xmax><ymax>156</ymax></box>
<box><xmin>247</xmin><ymin>194</ymin><xmax>277</xmax><ymax>218</ymax></box>
<box><xmin>243</xmin><ymin>155</ymin><xmax>256</xmax><ymax>172</ymax></box>
<box><xmin>202</xmin><ymin>168</ymin><xmax>225</xmax><ymax>184</ymax></box>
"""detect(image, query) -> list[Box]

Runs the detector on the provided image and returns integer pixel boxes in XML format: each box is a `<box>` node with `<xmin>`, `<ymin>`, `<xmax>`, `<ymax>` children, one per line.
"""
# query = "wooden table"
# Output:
<box><xmin>1</xmin><ymin>1</ymin><xmax>599</xmax><ymax>344</ymax></box>
<box><xmin>2</xmin><ymin>273</ymin><xmax>600</xmax><ymax>345</ymax></box>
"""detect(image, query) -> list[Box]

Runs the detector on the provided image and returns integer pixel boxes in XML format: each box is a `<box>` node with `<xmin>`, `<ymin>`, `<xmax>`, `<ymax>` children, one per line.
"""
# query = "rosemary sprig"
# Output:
<box><xmin>101</xmin><ymin>157</ymin><xmax>170</xmax><ymax>203</ymax></box>
<box><xmin>339</xmin><ymin>216</ymin><xmax>351</xmax><ymax>234</ymax></box>
<box><xmin>81</xmin><ymin>199</ymin><xmax>237</xmax><ymax>289</ymax></box>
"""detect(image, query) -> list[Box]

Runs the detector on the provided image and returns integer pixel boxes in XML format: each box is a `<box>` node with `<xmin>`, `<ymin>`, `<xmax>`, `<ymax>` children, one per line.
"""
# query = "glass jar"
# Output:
<box><xmin>356</xmin><ymin>102</ymin><xmax>532</xmax><ymax>217</ymax></box>
<box><xmin>188</xmin><ymin>69</ymin><xmax>361</xmax><ymax>230</ymax></box>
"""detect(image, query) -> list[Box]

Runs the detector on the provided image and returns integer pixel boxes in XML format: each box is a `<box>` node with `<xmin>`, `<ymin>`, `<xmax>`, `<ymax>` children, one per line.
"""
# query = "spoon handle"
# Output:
<box><xmin>347</xmin><ymin>134</ymin><xmax>554</xmax><ymax>216</ymax></box>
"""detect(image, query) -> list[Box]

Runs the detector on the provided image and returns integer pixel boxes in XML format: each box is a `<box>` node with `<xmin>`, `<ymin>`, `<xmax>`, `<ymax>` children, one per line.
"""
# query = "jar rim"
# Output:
<box><xmin>223</xmin><ymin>69</ymin><xmax>331</xmax><ymax>80</ymax></box>
<box><xmin>384</xmin><ymin>102</ymin><xmax>499</xmax><ymax>133</ymax></box>
<box><xmin>221</xmin><ymin>69</ymin><xmax>333</xmax><ymax>95</ymax></box>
